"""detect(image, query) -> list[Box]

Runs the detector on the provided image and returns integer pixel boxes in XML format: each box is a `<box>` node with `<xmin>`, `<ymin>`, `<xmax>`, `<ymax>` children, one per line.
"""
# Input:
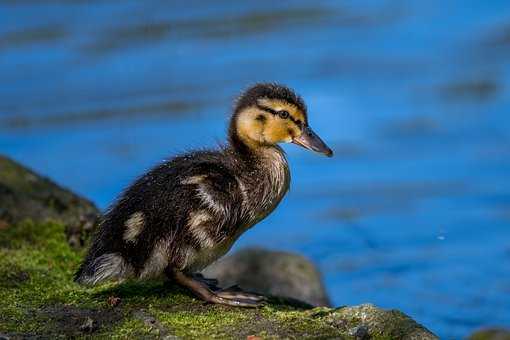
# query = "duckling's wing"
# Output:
<box><xmin>75</xmin><ymin>153</ymin><xmax>244</xmax><ymax>283</ymax></box>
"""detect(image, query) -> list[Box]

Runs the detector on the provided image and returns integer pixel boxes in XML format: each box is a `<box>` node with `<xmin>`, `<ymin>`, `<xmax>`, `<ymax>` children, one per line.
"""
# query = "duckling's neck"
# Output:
<box><xmin>228</xmin><ymin>126</ymin><xmax>279</xmax><ymax>160</ymax></box>
<box><xmin>227</xmin><ymin>129</ymin><xmax>290</xmax><ymax>232</ymax></box>
<box><xmin>227</xmin><ymin>128</ymin><xmax>252</xmax><ymax>158</ymax></box>
<box><xmin>228</xmin><ymin>126</ymin><xmax>290</xmax><ymax>202</ymax></box>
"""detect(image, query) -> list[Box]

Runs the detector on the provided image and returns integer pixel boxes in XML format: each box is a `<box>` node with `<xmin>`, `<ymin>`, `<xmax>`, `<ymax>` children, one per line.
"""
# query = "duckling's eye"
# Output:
<box><xmin>278</xmin><ymin>110</ymin><xmax>289</xmax><ymax>119</ymax></box>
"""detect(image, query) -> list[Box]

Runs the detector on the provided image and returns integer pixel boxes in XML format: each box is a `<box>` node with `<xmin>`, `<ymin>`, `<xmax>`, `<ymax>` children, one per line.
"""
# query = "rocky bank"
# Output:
<box><xmin>0</xmin><ymin>155</ymin><xmax>437</xmax><ymax>339</ymax></box>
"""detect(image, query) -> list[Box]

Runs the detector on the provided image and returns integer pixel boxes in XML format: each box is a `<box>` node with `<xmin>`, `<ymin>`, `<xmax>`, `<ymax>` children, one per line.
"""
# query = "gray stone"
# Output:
<box><xmin>320</xmin><ymin>304</ymin><xmax>438</xmax><ymax>340</ymax></box>
<box><xmin>0</xmin><ymin>155</ymin><xmax>99</xmax><ymax>247</ymax></box>
<box><xmin>0</xmin><ymin>156</ymin><xmax>439</xmax><ymax>339</ymax></box>
<box><xmin>203</xmin><ymin>247</ymin><xmax>331</xmax><ymax>307</ymax></box>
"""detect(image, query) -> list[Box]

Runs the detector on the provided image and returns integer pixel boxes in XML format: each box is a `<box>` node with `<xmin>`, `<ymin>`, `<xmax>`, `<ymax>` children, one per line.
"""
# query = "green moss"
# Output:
<box><xmin>110</xmin><ymin>318</ymin><xmax>152</xmax><ymax>338</ymax></box>
<box><xmin>0</xmin><ymin>221</ymin><xmax>96</xmax><ymax>335</ymax></box>
<box><xmin>0</xmin><ymin>221</ymin><xmax>436</xmax><ymax>339</ymax></box>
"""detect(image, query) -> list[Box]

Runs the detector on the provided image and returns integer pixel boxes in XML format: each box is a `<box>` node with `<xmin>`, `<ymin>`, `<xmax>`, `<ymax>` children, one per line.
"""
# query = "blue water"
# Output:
<box><xmin>1</xmin><ymin>1</ymin><xmax>510</xmax><ymax>338</ymax></box>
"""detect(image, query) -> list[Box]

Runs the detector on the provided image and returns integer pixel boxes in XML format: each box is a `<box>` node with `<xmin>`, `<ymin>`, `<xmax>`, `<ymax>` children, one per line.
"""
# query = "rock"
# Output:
<box><xmin>320</xmin><ymin>304</ymin><xmax>437</xmax><ymax>340</ymax></box>
<box><xmin>0</xmin><ymin>156</ymin><xmax>438</xmax><ymax>339</ymax></box>
<box><xmin>202</xmin><ymin>247</ymin><xmax>331</xmax><ymax>307</ymax></box>
<box><xmin>32</xmin><ymin>304</ymin><xmax>122</xmax><ymax>337</ymax></box>
<box><xmin>0</xmin><ymin>155</ymin><xmax>99</xmax><ymax>247</ymax></box>
<box><xmin>348</xmin><ymin>325</ymin><xmax>369</xmax><ymax>339</ymax></box>
<box><xmin>469</xmin><ymin>328</ymin><xmax>510</xmax><ymax>340</ymax></box>
<box><xmin>0</xmin><ymin>223</ymin><xmax>438</xmax><ymax>340</ymax></box>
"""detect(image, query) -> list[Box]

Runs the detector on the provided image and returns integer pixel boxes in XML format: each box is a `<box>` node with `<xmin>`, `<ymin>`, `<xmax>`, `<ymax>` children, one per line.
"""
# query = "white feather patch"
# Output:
<box><xmin>181</xmin><ymin>175</ymin><xmax>207</xmax><ymax>185</ymax></box>
<box><xmin>196</xmin><ymin>185</ymin><xmax>228</xmax><ymax>216</ymax></box>
<box><xmin>123</xmin><ymin>211</ymin><xmax>145</xmax><ymax>242</ymax></box>
<box><xmin>236</xmin><ymin>176</ymin><xmax>248</xmax><ymax>203</ymax></box>
<box><xmin>182</xmin><ymin>174</ymin><xmax>228</xmax><ymax>216</ymax></box>
<box><xmin>187</xmin><ymin>210</ymin><xmax>215</xmax><ymax>249</ymax></box>
<box><xmin>82</xmin><ymin>253</ymin><xmax>133</xmax><ymax>285</ymax></box>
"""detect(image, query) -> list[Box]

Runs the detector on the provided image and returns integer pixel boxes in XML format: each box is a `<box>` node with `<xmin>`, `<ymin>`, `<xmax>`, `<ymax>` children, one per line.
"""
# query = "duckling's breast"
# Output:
<box><xmin>174</xmin><ymin>147</ymin><xmax>290</xmax><ymax>273</ymax></box>
<box><xmin>238</xmin><ymin>146</ymin><xmax>290</xmax><ymax>231</ymax></box>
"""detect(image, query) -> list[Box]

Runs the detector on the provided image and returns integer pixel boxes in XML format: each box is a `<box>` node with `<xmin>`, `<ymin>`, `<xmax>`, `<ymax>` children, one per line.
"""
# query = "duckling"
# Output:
<box><xmin>74</xmin><ymin>83</ymin><xmax>333</xmax><ymax>307</ymax></box>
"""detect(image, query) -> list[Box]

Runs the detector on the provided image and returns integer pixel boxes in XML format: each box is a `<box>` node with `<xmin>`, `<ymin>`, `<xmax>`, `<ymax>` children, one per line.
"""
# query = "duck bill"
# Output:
<box><xmin>292</xmin><ymin>126</ymin><xmax>333</xmax><ymax>157</ymax></box>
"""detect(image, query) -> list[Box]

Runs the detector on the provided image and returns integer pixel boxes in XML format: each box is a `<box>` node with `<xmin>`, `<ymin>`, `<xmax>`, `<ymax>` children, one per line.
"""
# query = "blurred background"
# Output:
<box><xmin>1</xmin><ymin>0</ymin><xmax>510</xmax><ymax>338</ymax></box>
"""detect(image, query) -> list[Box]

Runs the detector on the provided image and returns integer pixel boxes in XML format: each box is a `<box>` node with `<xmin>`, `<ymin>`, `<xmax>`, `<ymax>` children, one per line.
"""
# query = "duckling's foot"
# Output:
<box><xmin>168</xmin><ymin>268</ymin><xmax>265</xmax><ymax>308</ymax></box>
<box><xmin>192</xmin><ymin>278</ymin><xmax>267</xmax><ymax>302</ymax></box>
<box><xmin>215</xmin><ymin>289</ymin><xmax>267</xmax><ymax>302</ymax></box>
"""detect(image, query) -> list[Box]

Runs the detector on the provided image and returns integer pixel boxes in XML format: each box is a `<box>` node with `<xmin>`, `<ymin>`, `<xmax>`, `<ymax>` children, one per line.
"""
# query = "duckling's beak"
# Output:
<box><xmin>292</xmin><ymin>126</ymin><xmax>333</xmax><ymax>157</ymax></box>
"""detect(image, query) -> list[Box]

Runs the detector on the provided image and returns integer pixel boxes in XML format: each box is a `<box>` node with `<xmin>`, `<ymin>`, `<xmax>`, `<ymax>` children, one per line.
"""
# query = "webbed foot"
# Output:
<box><xmin>167</xmin><ymin>268</ymin><xmax>266</xmax><ymax>308</ymax></box>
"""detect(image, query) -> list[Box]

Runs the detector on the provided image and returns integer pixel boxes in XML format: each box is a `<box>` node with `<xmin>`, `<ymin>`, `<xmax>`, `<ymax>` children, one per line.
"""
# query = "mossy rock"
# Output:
<box><xmin>0</xmin><ymin>220</ymin><xmax>438</xmax><ymax>339</ymax></box>
<box><xmin>0</xmin><ymin>155</ymin><xmax>437</xmax><ymax>338</ymax></box>
<box><xmin>0</xmin><ymin>155</ymin><xmax>99</xmax><ymax>247</ymax></box>
<box><xmin>203</xmin><ymin>247</ymin><xmax>331</xmax><ymax>307</ymax></box>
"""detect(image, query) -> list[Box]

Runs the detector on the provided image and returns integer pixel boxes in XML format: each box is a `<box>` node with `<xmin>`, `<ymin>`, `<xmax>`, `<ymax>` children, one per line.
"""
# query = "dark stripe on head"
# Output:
<box><xmin>235</xmin><ymin>83</ymin><xmax>307</xmax><ymax>120</ymax></box>
<box><xmin>256</xmin><ymin>104</ymin><xmax>304</xmax><ymax>127</ymax></box>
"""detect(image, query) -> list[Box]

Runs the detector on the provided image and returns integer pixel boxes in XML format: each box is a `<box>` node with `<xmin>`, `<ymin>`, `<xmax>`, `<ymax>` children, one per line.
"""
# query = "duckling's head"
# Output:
<box><xmin>230</xmin><ymin>83</ymin><xmax>333</xmax><ymax>157</ymax></box>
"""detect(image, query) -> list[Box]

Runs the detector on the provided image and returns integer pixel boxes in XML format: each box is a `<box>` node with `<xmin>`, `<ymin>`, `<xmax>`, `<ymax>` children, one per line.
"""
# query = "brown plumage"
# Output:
<box><xmin>75</xmin><ymin>83</ymin><xmax>332</xmax><ymax>307</ymax></box>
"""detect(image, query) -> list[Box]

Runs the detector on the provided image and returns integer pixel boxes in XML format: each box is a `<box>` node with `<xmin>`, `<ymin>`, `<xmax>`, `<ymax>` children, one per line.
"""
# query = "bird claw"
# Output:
<box><xmin>216</xmin><ymin>290</ymin><xmax>267</xmax><ymax>303</ymax></box>
<box><xmin>176</xmin><ymin>271</ymin><xmax>267</xmax><ymax>308</ymax></box>
<box><xmin>210</xmin><ymin>293</ymin><xmax>267</xmax><ymax>307</ymax></box>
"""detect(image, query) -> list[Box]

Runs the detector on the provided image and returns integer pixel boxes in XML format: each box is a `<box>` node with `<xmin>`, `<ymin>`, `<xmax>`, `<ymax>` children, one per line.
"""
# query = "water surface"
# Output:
<box><xmin>1</xmin><ymin>1</ymin><xmax>510</xmax><ymax>338</ymax></box>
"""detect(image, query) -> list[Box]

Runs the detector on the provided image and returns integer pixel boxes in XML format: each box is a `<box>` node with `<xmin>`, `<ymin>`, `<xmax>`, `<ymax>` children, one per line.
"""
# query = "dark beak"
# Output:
<box><xmin>292</xmin><ymin>126</ymin><xmax>333</xmax><ymax>157</ymax></box>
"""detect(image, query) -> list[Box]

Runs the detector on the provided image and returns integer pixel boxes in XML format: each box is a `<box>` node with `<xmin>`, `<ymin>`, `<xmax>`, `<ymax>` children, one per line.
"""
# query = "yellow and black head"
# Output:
<box><xmin>230</xmin><ymin>83</ymin><xmax>333</xmax><ymax>157</ymax></box>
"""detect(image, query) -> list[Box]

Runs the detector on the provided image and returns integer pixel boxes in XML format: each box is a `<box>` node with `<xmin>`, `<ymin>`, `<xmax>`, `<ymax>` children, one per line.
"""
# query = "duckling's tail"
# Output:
<box><xmin>74</xmin><ymin>253</ymin><xmax>133</xmax><ymax>285</ymax></box>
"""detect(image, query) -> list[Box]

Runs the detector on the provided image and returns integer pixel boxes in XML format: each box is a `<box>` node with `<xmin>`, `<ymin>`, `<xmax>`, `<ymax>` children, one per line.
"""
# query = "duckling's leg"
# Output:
<box><xmin>167</xmin><ymin>268</ymin><xmax>265</xmax><ymax>308</ymax></box>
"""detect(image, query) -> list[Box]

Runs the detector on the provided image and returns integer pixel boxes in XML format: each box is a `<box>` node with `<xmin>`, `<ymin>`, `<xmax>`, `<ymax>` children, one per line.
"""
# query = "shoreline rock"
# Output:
<box><xmin>0</xmin><ymin>155</ymin><xmax>99</xmax><ymax>247</ymax></box>
<box><xmin>203</xmin><ymin>247</ymin><xmax>331</xmax><ymax>307</ymax></box>
<box><xmin>0</xmin><ymin>155</ymin><xmax>438</xmax><ymax>339</ymax></box>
